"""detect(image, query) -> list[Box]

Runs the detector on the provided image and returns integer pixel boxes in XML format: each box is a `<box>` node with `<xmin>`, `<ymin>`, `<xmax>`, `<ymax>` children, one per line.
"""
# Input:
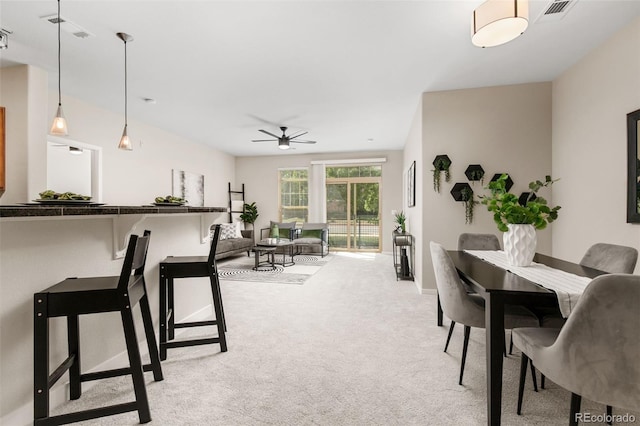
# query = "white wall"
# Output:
<box><xmin>0</xmin><ymin>65</ymin><xmax>48</xmax><ymax>203</ymax></box>
<box><xmin>46</xmin><ymin>145</ymin><xmax>92</xmax><ymax>195</ymax></box>
<box><xmin>235</xmin><ymin>150</ymin><xmax>403</xmax><ymax>253</ymax></box>
<box><xmin>420</xmin><ymin>83</ymin><xmax>553</xmax><ymax>290</ymax></box>
<box><xmin>552</xmin><ymin>16</ymin><xmax>640</xmax><ymax>268</ymax></box>
<box><xmin>0</xmin><ymin>65</ymin><xmax>235</xmax><ymax>424</ymax></box>
<box><xmin>402</xmin><ymin>101</ymin><xmax>423</xmax><ymax>290</ymax></box>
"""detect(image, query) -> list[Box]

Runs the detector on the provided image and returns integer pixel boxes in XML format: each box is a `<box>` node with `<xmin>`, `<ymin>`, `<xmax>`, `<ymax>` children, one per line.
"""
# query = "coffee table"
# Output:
<box><xmin>253</xmin><ymin>246</ymin><xmax>276</xmax><ymax>271</ymax></box>
<box><xmin>256</xmin><ymin>239</ymin><xmax>295</xmax><ymax>267</ymax></box>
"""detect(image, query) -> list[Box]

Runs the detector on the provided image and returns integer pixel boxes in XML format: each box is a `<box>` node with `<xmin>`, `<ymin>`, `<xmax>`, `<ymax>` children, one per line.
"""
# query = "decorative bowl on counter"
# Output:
<box><xmin>152</xmin><ymin>195</ymin><xmax>186</xmax><ymax>206</ymax></box>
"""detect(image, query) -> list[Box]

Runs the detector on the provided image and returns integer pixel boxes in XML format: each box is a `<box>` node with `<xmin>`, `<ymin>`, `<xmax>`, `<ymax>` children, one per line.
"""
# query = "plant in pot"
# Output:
<box><xmin>394</xmin><ymin>210</ymin><xmax>407</xmax><ymax>233</ymax></box>
<box><xmin>460</xmin><ymin>186</ymin><xmax>475</xmax><ymax>225</ymax></box>
<box><xmin>239</xmin><ymin>202</ymin><xmax>259</xmax><ymax>241</ymax></box>
<box><xmin>432</xmin><ymin>155</ymin><xmax>451</xmax><ymax>193</ymax></box>
<box><xmin>479</xmin><ymin>174</ymin><xmax>560</xmax><ymax>266</ymax></box>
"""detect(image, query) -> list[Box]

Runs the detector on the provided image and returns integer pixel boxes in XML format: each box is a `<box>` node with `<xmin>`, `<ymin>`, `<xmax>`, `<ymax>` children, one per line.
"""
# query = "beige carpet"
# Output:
<box><xmin>217</xmin><ymin>254</ymin><xmax>333</xmax><ymax>285</ymax></box>
<box><xmin>51</xmin><ymin>252</ymin><xmax>637</xmax><ymax>425</ymax></box>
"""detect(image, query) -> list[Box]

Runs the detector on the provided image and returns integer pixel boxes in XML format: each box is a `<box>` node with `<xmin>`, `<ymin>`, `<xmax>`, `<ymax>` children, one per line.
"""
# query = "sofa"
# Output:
<box><xmin>215</xmin><ymin>229</ymin><xmax>254</xmax><ymax>260</ymax></box>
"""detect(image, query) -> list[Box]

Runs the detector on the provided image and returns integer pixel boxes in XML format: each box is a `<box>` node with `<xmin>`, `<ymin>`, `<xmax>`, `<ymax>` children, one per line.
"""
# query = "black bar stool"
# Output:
<box><xmin>159</xmin><ymin>224</ymin><xmax>227</xmax><ymax>360</ymax></box>
<box><xmin>33</xmin><ymin>231</ymin><xmax>163</xmax><ymax>425</ymax></box>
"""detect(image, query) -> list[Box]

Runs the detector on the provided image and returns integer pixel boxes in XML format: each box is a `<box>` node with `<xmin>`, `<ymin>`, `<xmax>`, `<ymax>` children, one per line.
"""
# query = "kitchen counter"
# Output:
<box><xmin>0</xmin><ymin>204</ymin><xmax>226</xmax><ymax>218</ymax></box>
<box><xmin>0</xmin><ymin>204</ymin><xmax>228</xmax><ymax>257</ymax></box>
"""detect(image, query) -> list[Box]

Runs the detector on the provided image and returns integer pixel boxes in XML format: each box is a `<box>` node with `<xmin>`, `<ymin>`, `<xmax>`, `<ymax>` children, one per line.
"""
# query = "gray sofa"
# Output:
<box><xmin>215</xmin><ymin>229</ymin><xmax>253</xmax><ymax>260</ymax></box>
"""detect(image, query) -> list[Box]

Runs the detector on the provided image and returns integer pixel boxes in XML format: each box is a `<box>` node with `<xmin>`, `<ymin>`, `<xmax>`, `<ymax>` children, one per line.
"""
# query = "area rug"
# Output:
<box><xmin>217</xmin><ymin>254</ymin><xmax>332</xmax><ymax>285</ymax></box>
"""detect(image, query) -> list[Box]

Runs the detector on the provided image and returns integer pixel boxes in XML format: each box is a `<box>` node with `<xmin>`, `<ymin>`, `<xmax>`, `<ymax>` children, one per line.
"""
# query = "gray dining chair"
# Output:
<box><xmin>444</xmin><ymin>233</ymin><xmax>501</xmax><ymax>352</ymax></box>
<box><xmin>531</xmin><ymin>242</ymin><xmax>638</xmax><ymax>419</ymax></box>
<box><xmin>430</xmin><ymin>241</ymin><xmax>539</xmax><ymax>385</ymax></box>
<box><xmin>540</xmin><ymin>243</ymin><xmax>638</xmax><ymax>329</ymax></box>
<box><xmin>513</xmin><ymin>274</ymin><xmax>640</xmax><ymax>426</ymax></box>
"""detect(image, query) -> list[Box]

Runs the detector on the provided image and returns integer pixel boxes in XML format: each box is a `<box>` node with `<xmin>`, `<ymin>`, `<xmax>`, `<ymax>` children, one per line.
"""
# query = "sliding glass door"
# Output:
<box><xmin>326</xmin><ymin>179</ymin><xmax>380</xmax><ymax>251</ymax></box>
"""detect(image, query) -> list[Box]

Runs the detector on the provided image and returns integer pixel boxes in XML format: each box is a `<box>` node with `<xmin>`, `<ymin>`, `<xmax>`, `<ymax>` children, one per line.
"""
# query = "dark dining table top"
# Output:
<box><xmin>447</xmin><ymin>250</ymin><xmax>607</xmax><ymax>295</ymax></box>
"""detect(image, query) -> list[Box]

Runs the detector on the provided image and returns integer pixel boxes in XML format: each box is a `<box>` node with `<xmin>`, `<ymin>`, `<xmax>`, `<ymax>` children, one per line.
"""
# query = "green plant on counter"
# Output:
<box><xmin>39</xmin><ymin>190</ymin><xmax>91</xmax><ymax>200</ymax></box>
<box><xmin>155</xmin><ymin>195</ymin><xmax>186</xmax><ymax>204</ymax></box>
<box><xmin>479</xmin><ymin>174</ymin><xmax>560</xmax><ymax>232</ymax></box>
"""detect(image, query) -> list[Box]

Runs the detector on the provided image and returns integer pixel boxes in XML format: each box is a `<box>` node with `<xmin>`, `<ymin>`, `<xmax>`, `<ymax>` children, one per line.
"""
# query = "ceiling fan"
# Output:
<box><xmin>251</xmin><ymin>126</ymin><xmax>317</xmax><ymax>150</ymax></box>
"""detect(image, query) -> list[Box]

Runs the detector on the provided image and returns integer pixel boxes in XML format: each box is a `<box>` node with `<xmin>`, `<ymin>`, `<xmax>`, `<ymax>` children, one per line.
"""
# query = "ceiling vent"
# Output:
<box><xmin>40</xmin><ymin>14</ymin><xmax>94</xmax><ymax>39</ymax></box>
<box><xmin>535</xmin><ymin>0</ymin><xmax>578</xmax><ymax>23</ymax></box>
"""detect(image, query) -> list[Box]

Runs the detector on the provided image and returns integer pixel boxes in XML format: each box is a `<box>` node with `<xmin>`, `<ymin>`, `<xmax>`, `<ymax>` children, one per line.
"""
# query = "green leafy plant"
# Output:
<box><xmin>239</xmin><ymin>202</ymin><xmax>259</xmax><ymax>227</ymax></box>
<box><xmin>469</xmin><ymin>169</ymin><xmax>484</xmax><ymax>185</ymax></box>
<box><xmin>460</xmin><ymin>186</ymin><xmax>475</xmax><ymax>224</ymax></box>
<box><xmin>432</xmin><ymin>156</ymin><xmax>451</xmax><ymax>193</ymax></box>
<box><xmin>394</xmin><ymin>210</ymin><xmax>406</xmax><ymax>233</ymax></box>
<box><xmin>479</xmin><ymin>174</ymin><xmax>560</xmax><ymax>232</ymax></box>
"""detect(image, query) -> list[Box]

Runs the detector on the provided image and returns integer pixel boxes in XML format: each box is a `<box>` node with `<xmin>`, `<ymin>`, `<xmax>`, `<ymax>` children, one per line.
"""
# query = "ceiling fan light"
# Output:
<box><xmin>50</xmin><ymin>105</ymin><xmax>68</xmax><ymax>136</ymax></box>
<box><xmin>278</xmin><ymin>140</ymin><xmax>290</xmax><ymax>150</ymax></box>
<box><xmin>118</xmin><ymin>125</ymin><xmax>132</xmax><ymax>150</ymax></box>
<box><xmin>471</xmin><ymin>0</ymin><xmax>528</xmax><ymax>48</ymax></box>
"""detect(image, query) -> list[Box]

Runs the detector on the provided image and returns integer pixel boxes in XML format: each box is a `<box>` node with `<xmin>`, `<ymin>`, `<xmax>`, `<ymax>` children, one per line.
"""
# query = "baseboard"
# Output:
<box><xmin>2</xmin><ymin>304</ymin><xmax>213</xmax><ymax>426</ymax></box>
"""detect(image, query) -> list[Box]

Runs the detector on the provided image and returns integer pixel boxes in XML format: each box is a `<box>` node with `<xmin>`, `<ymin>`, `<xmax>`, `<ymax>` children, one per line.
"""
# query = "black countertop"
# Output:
<box><xmin>0</xmin><ymin>205</ymin><xmax>227</xmax><ymax>218</ymax></box>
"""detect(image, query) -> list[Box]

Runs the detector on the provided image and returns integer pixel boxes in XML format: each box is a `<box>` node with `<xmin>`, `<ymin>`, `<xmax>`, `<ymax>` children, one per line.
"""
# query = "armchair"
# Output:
<box><xmin>293</xmin><ymin>222</ymin><xmax>329</xmax><ymax>257</ymax></box>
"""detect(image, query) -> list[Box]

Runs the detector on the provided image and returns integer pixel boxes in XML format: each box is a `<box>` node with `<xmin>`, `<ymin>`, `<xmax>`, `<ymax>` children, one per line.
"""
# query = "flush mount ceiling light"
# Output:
<box><xmin>117</xmin><ymin>32</ymin><xmax>133</xmax><ymax>150</ymax></box>
<box><xmin>471</xmin><ymin>0</ymin><xmax>529</xmax><ymax>48</ymax></box>
<box><xmin>50</xmin><ymin>0</ymin><xmax>68</xmax><ymax>136</ymax></box>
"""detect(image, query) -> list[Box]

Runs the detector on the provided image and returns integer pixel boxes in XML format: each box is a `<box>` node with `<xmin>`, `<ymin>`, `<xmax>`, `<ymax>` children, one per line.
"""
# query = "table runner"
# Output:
<box><xmin>464</xmin><ymin>250</ymin><xmax>592</xmax><ymax>317</ymax></box>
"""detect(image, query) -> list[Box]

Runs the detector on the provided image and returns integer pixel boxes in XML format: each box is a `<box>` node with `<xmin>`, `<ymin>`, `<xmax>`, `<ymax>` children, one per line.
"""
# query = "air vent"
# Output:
<box><xmin>40</xmin><ymin>14</ymin><xmax>94</xmax><ymax>39</ymax></box>
<box><xmin>535</xmin><ymin>0</ymin><xmax>578</xmax><ymax>23</ymax></box>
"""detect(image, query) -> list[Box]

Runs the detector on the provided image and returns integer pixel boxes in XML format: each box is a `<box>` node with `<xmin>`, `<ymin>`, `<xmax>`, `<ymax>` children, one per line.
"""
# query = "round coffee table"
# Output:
<box><xmin>253</xmin><ymin>245</ymin><xmax>276</xmax><ymax>271</ymax></box>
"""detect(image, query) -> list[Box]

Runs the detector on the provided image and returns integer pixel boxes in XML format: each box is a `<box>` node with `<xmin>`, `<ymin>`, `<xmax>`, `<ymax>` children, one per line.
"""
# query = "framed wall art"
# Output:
<box><xmin>407</xmin><ymin>161</ymin><xmax>416</xmax><ymax>207</ymax></box>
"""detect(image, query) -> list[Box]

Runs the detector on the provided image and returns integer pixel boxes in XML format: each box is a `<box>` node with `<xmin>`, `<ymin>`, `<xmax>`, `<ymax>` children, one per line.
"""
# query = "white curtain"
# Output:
<box><xmin>308</xmin><ymin>163</ymin><xmax>327</xmax><ymax>223</ymax></box>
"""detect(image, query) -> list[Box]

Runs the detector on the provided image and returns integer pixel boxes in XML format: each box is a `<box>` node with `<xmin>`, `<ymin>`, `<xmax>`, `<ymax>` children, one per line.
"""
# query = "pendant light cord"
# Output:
<box><xmin>57</xmin><ymin>0</ymin><xmax>62</xmax><ymax>107</ymax></box>
<box><xmin>124</xmin><ymin>39</ymin><xmax>127</xmax><ymax>126</ymax></box>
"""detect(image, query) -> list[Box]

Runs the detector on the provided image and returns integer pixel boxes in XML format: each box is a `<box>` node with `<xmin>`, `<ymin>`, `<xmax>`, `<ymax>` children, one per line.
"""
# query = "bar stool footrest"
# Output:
<box><xmin>80</xmin><ymin>364</ymin><xmax>157</xmax><ymax>382</ymax></box>
<box><xmin>163</xmin><ymin>337</ymin><xmax>223</xmax><ymax>348</ymax></box>
<box><xmin>34</xmin><ymin>401</ymin><xmax>142</xmax><ymax>426</ymax></box>
<box><xmin>174</xmin><ymin>320</ymin><xmax>218</xmax><ymax>329</ymax></box>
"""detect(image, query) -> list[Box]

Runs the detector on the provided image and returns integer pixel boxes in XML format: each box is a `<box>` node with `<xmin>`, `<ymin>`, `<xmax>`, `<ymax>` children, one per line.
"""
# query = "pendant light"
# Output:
<box><xmin>471</xmin><ymin>0</ymin><xmax>529</xmax><ymax>48</ymax></box>
<box><xmin>50</xmin><ymin>0</ymin><xmax>68</xmax><ymax>136</ymax></box>
<box><xmin>117</xmin><ymin>32</ymin><xmax>133</xmax><ymax>150</ymax></box>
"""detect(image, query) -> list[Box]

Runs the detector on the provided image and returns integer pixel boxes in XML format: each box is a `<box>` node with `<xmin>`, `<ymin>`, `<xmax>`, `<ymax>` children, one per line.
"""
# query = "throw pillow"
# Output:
<box><xmin>219</xmin><ymin>223</ymin><xmax>237</xmax><ymax>240</ymax></box>
<box><xmin>269</xmin><ymin>221</ymin><xmax>280</xmax><ymax>238</ymax></box>
<box><xmin>234</xmin><ymin>221</ymin><xmax>243</xmax><ymax>238</ymax></box>
<box><xmin>301</xmin><ymin>229</ymin><xmax>322</xmax><ymax>239</ymax></box>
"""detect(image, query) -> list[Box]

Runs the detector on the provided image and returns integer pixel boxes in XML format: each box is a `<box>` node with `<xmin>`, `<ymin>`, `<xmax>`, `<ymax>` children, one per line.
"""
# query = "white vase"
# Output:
<box><xmin>503</xmin><ymin>224</ymin><xmax>537</xmax><ymax>266</ymax></box>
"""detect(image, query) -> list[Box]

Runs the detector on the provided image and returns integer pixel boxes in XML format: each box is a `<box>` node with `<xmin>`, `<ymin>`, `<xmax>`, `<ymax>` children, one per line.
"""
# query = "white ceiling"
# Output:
<box><xmin>1</xmin><ymin>1</ymin><xmax>639</xmax><ymax>156</ymax></box>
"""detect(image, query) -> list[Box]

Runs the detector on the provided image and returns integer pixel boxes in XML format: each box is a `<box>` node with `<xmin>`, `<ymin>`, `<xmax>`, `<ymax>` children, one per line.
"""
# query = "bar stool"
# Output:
<box><xmin>159</xmin><ymin>224</ymin><xmax>227</xmax><ymax>360</ymax></box>
<box><xmin>33</xmin><ymin>231</ymin><xmax>163</xmax><ymax>425</ymax></box>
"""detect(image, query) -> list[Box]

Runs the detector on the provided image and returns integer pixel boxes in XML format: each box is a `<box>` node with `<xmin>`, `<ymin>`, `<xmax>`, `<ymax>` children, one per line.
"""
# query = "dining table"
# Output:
<box><xmin>445</xmin><ymin>250</ymin><xmax>607</xmax><ymax>426</ymax></box>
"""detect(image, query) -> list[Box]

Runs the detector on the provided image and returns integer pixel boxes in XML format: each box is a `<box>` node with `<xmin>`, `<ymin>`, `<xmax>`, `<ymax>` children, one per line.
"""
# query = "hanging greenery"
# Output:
<box><xmin>460</xmin><ymin>186</ymin><xmax>475</xmax><ymax>224</ymax></box>
<box><xmin>432</xmin><ymin>155</ymin><xmax>452</xmax><ymax>193</ymax></box>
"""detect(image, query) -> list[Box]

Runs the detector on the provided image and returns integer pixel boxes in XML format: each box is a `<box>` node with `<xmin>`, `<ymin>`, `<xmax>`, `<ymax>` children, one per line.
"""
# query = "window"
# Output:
<box><xmin>325</xmin><ymin>165</ymin><xmax>382</xmax><ymax>178</ymax></box>
<box><xmin>279</xmin><ymin>168</ymin><xmax>308</xmax><ymax>223</ymax></box>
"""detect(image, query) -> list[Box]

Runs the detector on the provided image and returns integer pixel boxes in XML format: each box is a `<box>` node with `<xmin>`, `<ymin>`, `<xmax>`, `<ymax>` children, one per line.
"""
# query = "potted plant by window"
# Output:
<box><xmin>479</xmin><ymin>174</ymin><xmax>560</xmax><ymax>266</ymax></box>
<box><xmin>394</xmin><ymin>210</ymin><xmax>407</xmax><ymax>233</ymax></box>
<box><xmin>239</xmin><ymin>202</ymin><xmax>259</xmax><ymax>242</ymax></box>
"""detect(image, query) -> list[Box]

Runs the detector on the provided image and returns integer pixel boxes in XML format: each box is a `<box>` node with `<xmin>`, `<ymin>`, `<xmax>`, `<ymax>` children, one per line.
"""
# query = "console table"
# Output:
<box><xmin>392</xmin><ymin>231</ymin><xmax>414</xmax><ymax>281</ymax></box>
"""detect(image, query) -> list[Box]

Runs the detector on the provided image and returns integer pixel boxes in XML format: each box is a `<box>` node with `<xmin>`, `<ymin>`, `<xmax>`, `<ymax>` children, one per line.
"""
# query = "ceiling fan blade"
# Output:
<box><xmin>259</xmin><ymin>129</ymin><xmax>280</xmax><ymax>139</ymax></box>
<box><xmin>251</xmin><ymin>139</ymin><xmax>276</xmax><ymax>142</ymax></box>
<box><xmin>289</xmin><ymin>131</ymin><xmax>308</xmax><ymax>140</ymax></box>
<box><xmin>291</xmin><ymin>140</ymin><xmax>317</xmax><ymax>144</ymax></box>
